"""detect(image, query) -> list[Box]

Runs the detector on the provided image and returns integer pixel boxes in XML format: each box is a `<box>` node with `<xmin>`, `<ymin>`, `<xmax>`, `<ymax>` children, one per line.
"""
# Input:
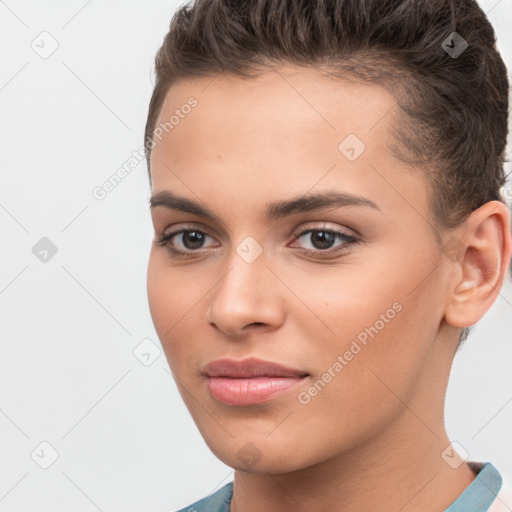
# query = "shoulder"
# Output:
<box><xmin>173</xmin><ymin>482</ymin><xmax>233</xmax><ymax>512</ymax></box>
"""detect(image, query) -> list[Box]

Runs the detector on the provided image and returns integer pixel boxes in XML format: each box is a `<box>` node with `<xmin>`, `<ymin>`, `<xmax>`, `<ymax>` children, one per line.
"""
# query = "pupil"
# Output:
<box><xmin>184</xmin><ymin>231</ymin><xmax>204</xmax><ymax>249</ymax></box>
<box><xmin>311</xmin><ymin>231</ymin><xmax>335</xmax><ymax>249</ymax></box>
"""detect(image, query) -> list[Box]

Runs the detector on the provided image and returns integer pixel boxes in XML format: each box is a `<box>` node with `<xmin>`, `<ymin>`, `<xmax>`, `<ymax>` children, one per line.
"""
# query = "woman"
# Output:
<box><xmin>144</xmin><ymin>0</ymin><xmax>512</xmax><ymax>510</ymax></box>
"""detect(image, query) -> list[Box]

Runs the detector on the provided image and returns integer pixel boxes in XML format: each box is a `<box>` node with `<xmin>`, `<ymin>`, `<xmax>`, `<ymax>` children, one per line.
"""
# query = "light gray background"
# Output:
<box><xmin>0</xmin><ymin>1</ymin><xmax>511</xmax><ymax>511</ymax></box>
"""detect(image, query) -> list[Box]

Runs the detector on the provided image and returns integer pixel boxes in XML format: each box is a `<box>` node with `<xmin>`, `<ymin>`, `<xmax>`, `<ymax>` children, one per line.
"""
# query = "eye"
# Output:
<box><xmin>154</xmin><ymin>224</ymin><xmax>359</xmax><ymax>259</ymax></box>
<box><xmin>290</xmin><ymin>226</ymin><xmax>359</xmax><ymax>256</ymax></box>
<box><xmin>154</xmin><ymin>229</ymin><xmax>218</xmax><ymax>257</ymax></box>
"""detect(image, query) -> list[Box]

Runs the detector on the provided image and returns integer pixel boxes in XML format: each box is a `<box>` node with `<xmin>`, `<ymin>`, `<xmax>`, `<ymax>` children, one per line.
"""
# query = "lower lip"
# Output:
<box><xmin>207</xmin><ymin>376</ymin><xmax>307</xmax><ymax>406</ymax></box>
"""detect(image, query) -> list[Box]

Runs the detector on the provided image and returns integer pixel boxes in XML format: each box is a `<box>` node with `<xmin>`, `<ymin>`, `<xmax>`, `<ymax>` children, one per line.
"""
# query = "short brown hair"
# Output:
<box><xmin>145</xmin><ymin>0</ymin><xmax>511</xmax><ymax>344</ymax></box>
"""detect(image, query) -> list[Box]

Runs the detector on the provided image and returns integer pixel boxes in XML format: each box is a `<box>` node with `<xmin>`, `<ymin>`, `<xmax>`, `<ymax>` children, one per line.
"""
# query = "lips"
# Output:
<box><xmin>203</xmin><ymin>357</ymin><xmax>308</xmax><ymax>378</ymax></box>
<box><xmin>202</xmin><ymin>357</ymin><xmax>309</xmax><ymax>406</ymax></box>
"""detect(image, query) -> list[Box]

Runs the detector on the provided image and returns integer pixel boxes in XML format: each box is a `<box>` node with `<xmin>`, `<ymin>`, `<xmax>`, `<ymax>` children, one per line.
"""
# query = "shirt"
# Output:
<box><xmin>174</xmin><ymin>461</ymin><xmax>506</xmax><ymax>512</ymax></box>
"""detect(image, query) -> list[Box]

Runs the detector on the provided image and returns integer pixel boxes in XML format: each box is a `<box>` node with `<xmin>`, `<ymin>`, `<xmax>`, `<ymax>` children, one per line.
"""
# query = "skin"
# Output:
<box><xmin>146</xmin><ymin>64</ymin><xmax>512</xmax><ymax>512</ymax></box>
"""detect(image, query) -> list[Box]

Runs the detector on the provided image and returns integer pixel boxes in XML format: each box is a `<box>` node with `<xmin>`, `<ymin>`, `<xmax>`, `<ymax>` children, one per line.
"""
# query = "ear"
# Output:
<box><xmin>443</xmin><ymin>200</ymin><xmax>512</xmax><ymax>329</ymax></box>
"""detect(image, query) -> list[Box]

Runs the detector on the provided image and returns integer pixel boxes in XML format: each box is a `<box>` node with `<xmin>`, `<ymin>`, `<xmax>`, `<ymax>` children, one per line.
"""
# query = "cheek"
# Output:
<box><xmin>147</xmin><ymin>251</ymin><xmax>223</xmax><ymax>382</ymax></box>
<box><xmin>282</xmin><ymin>261</ymin><xmax>409</xmax><ymax>348</ymax></box>
<box><xmin>146</xmin><ymin>253</ymin><xmax>198</xmax><ymax>361</ymax></box>
<box><xmin>147</xmin><ymin>253</ymin><xmax>173</xmax><ymax>334</ymax></box>
<box><xmin>271</xmin><ymin>267</ymin><xmax>439</xmax><ymax>458</ymax></box>
<box><xmin>287</xmin><ymin>252</ymin><xmax>440</xmax><ymax>398</ymax></box>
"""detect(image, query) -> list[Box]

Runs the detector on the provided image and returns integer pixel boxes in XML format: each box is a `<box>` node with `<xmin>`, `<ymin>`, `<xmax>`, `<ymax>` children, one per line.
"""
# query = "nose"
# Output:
<box><xmin>205</xmin><ymin>249</ymin><xmax>285</xmax><ymax>338</ymax></box>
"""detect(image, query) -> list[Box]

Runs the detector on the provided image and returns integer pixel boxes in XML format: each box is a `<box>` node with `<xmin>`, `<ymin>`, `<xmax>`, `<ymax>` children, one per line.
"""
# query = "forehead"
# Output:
<box><xmin>150</xmin><ymin>64</ymin><xmax>429</xmax><ymax>224</ymax></box>
<box><xmin>152</xmin><ymin>64</ymin><xmax>398</xmax><ymax>163</ymax></box>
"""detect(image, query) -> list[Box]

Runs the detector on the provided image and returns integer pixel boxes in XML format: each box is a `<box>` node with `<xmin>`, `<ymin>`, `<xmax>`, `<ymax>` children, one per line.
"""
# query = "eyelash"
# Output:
<box><xmin>154</xmin><ymin>225</ymin><xmax>360</xmax><ymax>259</ymax></box>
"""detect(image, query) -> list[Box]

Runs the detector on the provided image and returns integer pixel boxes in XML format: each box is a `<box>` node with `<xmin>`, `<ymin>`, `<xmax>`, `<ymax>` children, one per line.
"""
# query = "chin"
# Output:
<box><xmin>199</xmin><ymin>429</ymin><xmax>318</xmax><ymax>474</ymax></box>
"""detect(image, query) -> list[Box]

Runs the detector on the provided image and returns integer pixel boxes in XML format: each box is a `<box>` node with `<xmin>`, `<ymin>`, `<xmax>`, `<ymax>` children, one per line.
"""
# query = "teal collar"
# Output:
<box><xmin>444</xmin><ymin>462</ymin><xmax>502</xmax><ymax>512</ymax></box>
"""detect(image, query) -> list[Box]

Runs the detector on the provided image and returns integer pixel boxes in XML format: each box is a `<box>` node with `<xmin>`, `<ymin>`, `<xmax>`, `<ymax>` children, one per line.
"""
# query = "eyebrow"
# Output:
<box><xmin>149</xmin><ymin>190</ymin><xmax>380</xmax><ymax>221</ymax></box>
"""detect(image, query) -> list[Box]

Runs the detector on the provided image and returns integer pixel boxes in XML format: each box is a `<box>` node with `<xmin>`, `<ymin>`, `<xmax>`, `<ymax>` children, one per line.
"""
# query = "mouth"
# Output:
<box><xmin>202</xmin><ymin>357</ymin><xmax>309</xmax><ymax>406</ymax></box>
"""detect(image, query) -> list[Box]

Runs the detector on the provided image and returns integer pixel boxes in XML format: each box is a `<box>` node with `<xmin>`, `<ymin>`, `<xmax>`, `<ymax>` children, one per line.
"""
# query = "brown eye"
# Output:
<box><xmin>308</xmin><ymin>230</ymin><xmax>337</xmax><ymax>249</ymax></box>
<box><xmin>155</xmin><ymin>229</ymin><xmax>219</xmax><ymax>257</ymax></box>
<box><xmin>179</xmin><ymin>231</ymin><xmax>207</xmax><ymax>249</ymax></box>
<box><xmin>291</xmin><ymin>228</ymin><xmax>359</xmax><ymax>256</ymax></box>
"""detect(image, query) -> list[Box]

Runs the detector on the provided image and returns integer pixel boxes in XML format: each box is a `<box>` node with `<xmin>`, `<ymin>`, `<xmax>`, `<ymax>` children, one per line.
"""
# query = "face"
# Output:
<box><xmin>147</xmin><ymin>65</ymin><xmax>454</xmax><ymax>473</ymax></box>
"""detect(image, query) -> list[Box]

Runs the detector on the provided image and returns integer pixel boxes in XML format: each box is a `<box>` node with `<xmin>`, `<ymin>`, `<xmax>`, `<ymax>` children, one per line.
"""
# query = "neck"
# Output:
<box><xmin>231</xmin><ymin>416</ymin><xmax>475</xmax><ymax>512</ymax></box>
<box><xmin>230</xmin><ymin>327</ymin><xmax>476</xmax><ymax>512</ymax></box>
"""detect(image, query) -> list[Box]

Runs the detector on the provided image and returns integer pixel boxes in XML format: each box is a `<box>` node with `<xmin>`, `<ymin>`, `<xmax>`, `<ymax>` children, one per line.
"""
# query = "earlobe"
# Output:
<box><xmin>444</xmin><ymin>201</ymin><xmax>512</xmax><ymax>329</ymax></box>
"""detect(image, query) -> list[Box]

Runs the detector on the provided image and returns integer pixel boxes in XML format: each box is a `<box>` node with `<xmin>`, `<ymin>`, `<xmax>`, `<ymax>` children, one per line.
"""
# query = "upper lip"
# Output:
<box><xmin>202</xmin><ymin>357</ymin><xmax>309</xmax><ymax>378</ymax></box>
